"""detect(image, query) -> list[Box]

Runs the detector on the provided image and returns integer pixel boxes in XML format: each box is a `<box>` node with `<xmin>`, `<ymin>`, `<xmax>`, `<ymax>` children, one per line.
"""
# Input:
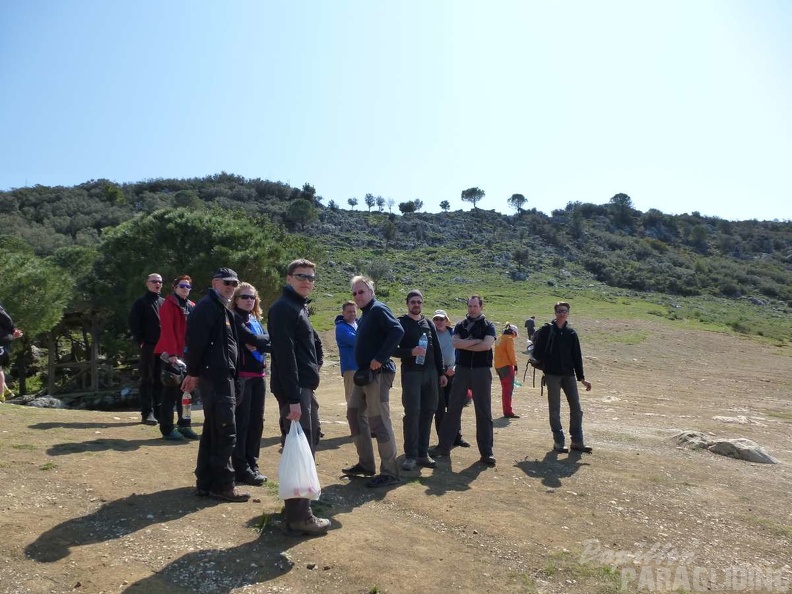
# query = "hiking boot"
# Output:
<box><xmin>416</xmin><ymin>456</ymin><xmax>437</xmax><ymax>468</ymax></box>
<box><xmin>504</xmin><ymin>413</ymin><xmax>520</xmax><ymax>419</ymax></box>
<box><xmin>401</xmin><ymin>458</ymin><xmax>417</xmax><ymax>471</ymax></box>
<box><xmin>285</xmin><ymin>515</ymin><xmax>330</xmax><ymax>537</ymax></box>
<box><xmin>553</xmin><ymin>442</ymin><xmax>569</xmax><ymax>453</ymax></box>
<box><xmin>570</xmin><ymin>442</ymin><xmax>593</xmax><ymax>453</ymax></box>
<box><xmin>480</xmin><ymin>455</ymin><xmax>497</xmax><ymax>466</ymax></box>
<box><xmin>179</xmin><ymin>426</ymin><xmax>199</xmax><ymax>440</ymax></box>
<box><xmin>163</xmin><ymin>428</ymin><xmax>185</xmax><ymax>441</ymax></box>
<box><xmin>195</xmin><ymin>487</ymin><xmax>210</xmax><ymax>497</ymax></box>
<box><xmin>366</xmin><ymin>474</ymin><xmax>400</xmax><ymax>488</ymax></box>
<box><xmin>142</xmin><ymin>413</ymin><xmax>158</xmax><ymax>426</ymax></box>
<box><xmin>454</xmin><ymin>438</ymin><xmax>471</xmax><ymax>448</ymax></box>
<box><xmin>237</xmin><ymin>471</ymin><xmax>266</xmax><ymax>486</ymax></box>
<box><xmin>429</xmin><ymin>446</ymin><xmax>450</xmax><ymax>458</ymax></box>
<box><xmin>209</xmin><ymin>488</ymin><xmax>250</xmax><ymax>502</ymax></box>
<box><xmin>341</xmin><ymin>463</ymin><xmax>375</xmax><ymax>477</ymax></box>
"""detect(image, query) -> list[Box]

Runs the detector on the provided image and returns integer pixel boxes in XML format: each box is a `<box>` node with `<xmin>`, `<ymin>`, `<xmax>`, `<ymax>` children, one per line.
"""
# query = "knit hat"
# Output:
<box><xmin>406</xmin><ymin>289</ymin><xmax>423</xmax><ymax>302</ymax></box>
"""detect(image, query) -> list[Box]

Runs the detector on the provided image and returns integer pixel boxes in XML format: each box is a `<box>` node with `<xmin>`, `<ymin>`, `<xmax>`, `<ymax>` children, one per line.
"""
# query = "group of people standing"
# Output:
<box><xmin>127</xmin><ymin>259</ymin><xmax>594</xmax><ymax>539</ymax></box>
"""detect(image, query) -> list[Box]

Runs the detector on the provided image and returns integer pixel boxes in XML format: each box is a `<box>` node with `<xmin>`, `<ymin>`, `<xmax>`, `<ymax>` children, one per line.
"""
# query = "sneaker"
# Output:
<box><xmin>570</xmin><ymin>443</ymin><xmax>593</xmax><ymax>453</ymax></box>
<box><xmin>163</xmin><ymin>428</ymin><xmax>185</xmax><ymax>441</ymax></box>
<box><xmin>366</xmin><ymin>474</ymin><xmax>400</xmax><ymax>488</ymax></box>
<box><xmin>285</xmin><ymin>515</ymin><xmax>330</xmax><ymax>537</ymax></box>
<box><xmin>480</xmin><ymin>455</ymin><xmax>497</xmax><ymax>466</ymax></box>
<box><xmin>179</xmin><ymin>427</ymin><xmax>200</xmax><ymax>440</ymax></box>
<box><xmin>416</xmin><ymin>456</ymin><xmax>437</xmax><ymax>468</ymax></box>
<box><xmin>142</xmin><ymin>413</ymin><xmax>158</xmax><ymax>426</ymax></box>
<box><xmin>209</xmin><ymin>488</ymin><xmax>250</xmax><ymax>502</ymax></box>
<box><xmin>504</xmin><ymin>413</ymin><xmax>520</xmax><ymax>419</ymax></box>
<box><xmin>454</xmin><ymin>438</ymin><xmax>471</xmax><ymax>448</ymax></box>
<box><xmin>401</xmin><ymin>458</ymin><xmax>417</xmax><ymax>471</ymax></box>
<box><xmin>341</xmin><ymin>463</ymin><xmax>375</xmax><ymax>477</ymax></box>
<box><xmin>553</xmin><ymin>442</ymin><xmax>569</xmax><ymax>453</ymax></box>
<box><xmin>237</xmin><ymin>471</ymin><xmax>266</xmax><ymax>486</ymax></box>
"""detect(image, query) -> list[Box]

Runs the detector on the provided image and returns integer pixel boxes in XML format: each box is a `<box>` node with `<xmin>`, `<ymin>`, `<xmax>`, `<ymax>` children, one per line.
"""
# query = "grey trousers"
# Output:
<box><xmin>400</xmin><ymin>367</ymin><xmax>439</xmax><ymax>459</ymax></box>
<box><xmin>347</xmin><ymin>372</ymin><xmax>399</xmax><ymax>477</ymax></box>
<box><xmin>438</xmin><ymin>366</ymin><xmax>494</xmax><ymax>457</ymax></box>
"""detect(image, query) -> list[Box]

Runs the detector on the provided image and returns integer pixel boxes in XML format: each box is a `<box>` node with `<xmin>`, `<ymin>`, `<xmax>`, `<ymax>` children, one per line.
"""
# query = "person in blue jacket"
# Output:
<box><xmin>335</xmin><ymin>300</ymin><xmax>358</xmax><ymax>410</ymax></box>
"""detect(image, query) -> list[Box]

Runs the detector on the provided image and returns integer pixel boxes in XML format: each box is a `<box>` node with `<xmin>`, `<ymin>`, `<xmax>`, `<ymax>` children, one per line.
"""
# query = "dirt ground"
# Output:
<box><xmin>1</xmin><ymin>318</ymin><xmax>790</xmax><ymax>594</ymax></box>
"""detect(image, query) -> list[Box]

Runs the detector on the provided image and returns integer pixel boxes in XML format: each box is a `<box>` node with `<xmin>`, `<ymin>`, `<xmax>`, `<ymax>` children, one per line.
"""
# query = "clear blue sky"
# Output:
<box><xmin>2</xmin><ymin>1</ymin><xmax>791</xmax><ymax>221</ymax></box>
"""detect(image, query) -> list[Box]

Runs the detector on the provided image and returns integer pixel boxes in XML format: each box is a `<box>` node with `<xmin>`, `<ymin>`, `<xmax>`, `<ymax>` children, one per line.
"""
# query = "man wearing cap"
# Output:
<box><xmin>129</xmin><ymin>272</ymin><xmax>165</xmax><ymax>425</ymax></box>
<box><xmin>432</xmin><ymin>309</ymin><xmax>470</xmax><ymax>448</ymax></box>
<box><xmin>181</xmin><ymin>267</ymin><xmax>249</xmax><ymax>502</ymax></box>
<box><xmin>268</xmin><ymin>258</ymin><xmax>330</xmax><ymax>536</ymax></box>
<box><xmin>343</xmin><ymin>275</ymin><xmax>404</xmax><ymax>488</ymax></box>
<box><xmin>394</xmin><ymin>290</ymin><xmax>446</xmax><ymax>471</ymax></box>
<box><xmin>432</xmin><ymin>295</ymin><xmax>497</xmax><ymax>466</ymax></box>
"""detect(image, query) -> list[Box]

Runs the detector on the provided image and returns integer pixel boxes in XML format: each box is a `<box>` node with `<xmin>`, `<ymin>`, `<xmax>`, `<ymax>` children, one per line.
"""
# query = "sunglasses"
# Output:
<box><xmin>223</xmin><ymin>280</ymin><xmax>239</xmax><ymax>287</ymax></box>
<box><xmin>352</xmin><ymin>289</ymin><xmax>368</xmax><ymax>296</ymax></box>
<box><xmin>292</xmin><ymin>273</ymin><xmax>316</xmax><ymax>282</ymax></box>
<box><xmin>238</xmin><ymin>294</ymin><xmax>256</xmax><ymax>300</ymax></box>
<box><xmin>556</xmin><ymin>309</ymin><xmax>569</xmax><ymax>314</ymax></box>
<box><xmin>148</xmin><ymin>280</ymin><xmax>163</xmax><ymax>284</ymax></box>
<box><xmin>177</xmin><ymin>283</ymin><xmax>191</xmax><ymax>289</ymax></box>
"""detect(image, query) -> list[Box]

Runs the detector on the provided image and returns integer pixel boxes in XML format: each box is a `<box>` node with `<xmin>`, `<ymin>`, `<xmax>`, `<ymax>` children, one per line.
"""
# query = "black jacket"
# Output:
<box><xmin>0</xmin><ymin>303</ymin><xmax>15</xmax><ymax>344</ymax></box>
<box><xmin>184</xmin><ymin>289</ymin><xmax>239</xmax><ymax>381</ymax></box>
<box><xmin>533</xmin><ymin>321</ymin><xmax>585</xmax><ymax>380</ymax></box>
<box><xmin>129</xmin><ymin>291</ymin><xmax>164</xmax><ymax>346</ymax></box>
<box><xmin>267</xmin><ymin>286</ymin><xmax>322</xmax><ymax>404</ymax></box>
<box><xmin>453</xmin><ymin>316</ymin><xmax>496</xmax><ymax>368</ymax></box>
<box><xmin>395</xmin><ymin>315</ymin><xmax>444</xmax><ymax>376</ymax></box>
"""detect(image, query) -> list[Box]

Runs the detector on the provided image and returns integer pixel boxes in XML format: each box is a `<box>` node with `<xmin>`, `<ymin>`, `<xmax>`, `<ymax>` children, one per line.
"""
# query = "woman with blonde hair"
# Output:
<box><xmin>493</xmin><ymin>323</ymin><xmax>520</xmax><ymax>419</ymax></box>
<box><xmin>231</xmin><ymin>282</ymin><xmax>271</xmax><ymax>486</ymax></box>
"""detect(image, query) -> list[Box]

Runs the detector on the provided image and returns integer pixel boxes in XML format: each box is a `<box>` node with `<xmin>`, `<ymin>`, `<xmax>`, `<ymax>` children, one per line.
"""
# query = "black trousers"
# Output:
<box><xmin>159</xmin><ymin>385</ymin><xmax>192</xmax><ymax>436</ymax></box>
<box><xmin>279</xmin><ymin>387</ymin><xmax>320</xmax><ymax>523</ymax></box>
<box><xmin>138</xmin><ymin>343</ymin><xmax>162</xmax><ymax>419</ymax></box>
<box><xmin>233</xmin><ymin>376</ymin><xmax>266</xmax><ymax>477</ymax></box>
<box><xmin>194</xmin><ymin>376</ymin><xmax>237</xmax><ymax>492</ymax></box>
<box><xmin>434</xmin><ymin>374</ymin><xmax>464</xmax><ymax>445</ymax></box>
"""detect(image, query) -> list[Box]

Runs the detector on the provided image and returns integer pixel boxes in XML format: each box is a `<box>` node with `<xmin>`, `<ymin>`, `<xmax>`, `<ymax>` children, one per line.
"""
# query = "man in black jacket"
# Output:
<box><xmin>532</xmin><ymin>301</ymin><xmax>593</xmax><ymax>454</ymax></box>
<box><xmin>181</xmin><ymin>267</ymin><xmax>249</xmax><ymax>503</ymax></box>
<box><xmin>129</xmin><ymin>273</ymin><xmax>164</xmax><ymax>425</ymax></box>
<box><xmin>394</xmin><ymin>289</ymin><xmax>446</xmax><ymax>471</ymax></box>
<box><xmin>268</xmin><ymin>259</ymin><xmax>330</xmax><ymax>536</ymax></box>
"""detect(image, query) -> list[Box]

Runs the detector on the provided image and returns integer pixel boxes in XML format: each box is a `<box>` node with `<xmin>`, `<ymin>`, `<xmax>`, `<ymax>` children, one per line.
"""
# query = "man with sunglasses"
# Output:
<box><xmin>344</xmin><ymin>275</ymin><xmax>404</xmax><ymax>488</ymax></box>
<box><xmin>532</xmin><ymin>301</ymin><xmax>593</xmax><ymax>454</ymax></box>
<box><xmin>129</xmin><ymin>273</ymin><xmax>165</xmax><ymax>425</ymax></box>
<box><xmin>394</xmin><ymin>290</ymin><xmax>446</xmax><ymax>471</ymax></box>
<box><xmin>268</xmin><ymin>259</ymin><xmax>330</xmax><ymax>536</ymax></box>
<box><xmin>182</xmin><ymin>267</ymin><xmax>250</xmax><ymax>502</ymax></box>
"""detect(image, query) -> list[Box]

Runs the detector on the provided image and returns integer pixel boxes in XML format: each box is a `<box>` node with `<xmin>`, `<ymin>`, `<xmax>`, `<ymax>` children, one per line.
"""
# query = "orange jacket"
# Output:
<box><xmin>493</xmin><ymin>333</ymin><xmax>517</xmax><ymax>369</ymax></box>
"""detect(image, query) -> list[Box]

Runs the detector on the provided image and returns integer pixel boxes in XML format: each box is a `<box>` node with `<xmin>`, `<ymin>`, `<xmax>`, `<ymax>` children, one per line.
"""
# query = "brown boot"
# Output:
<box><xmin>286</xmin><ymin>515</ymin><xmax>330</xmax><ymax>536</ymax></box>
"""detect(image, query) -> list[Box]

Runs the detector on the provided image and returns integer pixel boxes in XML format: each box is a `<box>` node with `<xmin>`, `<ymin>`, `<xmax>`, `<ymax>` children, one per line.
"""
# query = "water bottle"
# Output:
<box><xmin>181</xmin><ymin>392</ymin><xmax>192</xmax><ymax>419</ymax></box>
<box><xmin>415</xmin><ymin>333</ymin><xmax>428</xmax><ymax>365</ymax></box>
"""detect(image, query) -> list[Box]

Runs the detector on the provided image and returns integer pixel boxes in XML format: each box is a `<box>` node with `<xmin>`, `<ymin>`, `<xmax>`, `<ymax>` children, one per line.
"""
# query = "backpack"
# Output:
<box><xmin>527</xmin><ymin>323</ymin><xmax>555</xmax><ymax>395</ymax></box>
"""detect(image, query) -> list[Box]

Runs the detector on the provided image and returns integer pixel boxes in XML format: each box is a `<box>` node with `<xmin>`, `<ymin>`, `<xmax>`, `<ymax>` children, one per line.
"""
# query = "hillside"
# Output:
<box><xmin>1</xmin><ymin>317</ymin><xmax>790</xmax><ymax>593</ymax></box>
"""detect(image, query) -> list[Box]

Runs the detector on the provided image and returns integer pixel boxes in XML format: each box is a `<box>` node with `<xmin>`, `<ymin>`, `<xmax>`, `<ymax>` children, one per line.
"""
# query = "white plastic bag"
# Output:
<box><xmin>278</xmin><ymin>420</ymin><xmax>321</xmax><ymax>501</ymax></box>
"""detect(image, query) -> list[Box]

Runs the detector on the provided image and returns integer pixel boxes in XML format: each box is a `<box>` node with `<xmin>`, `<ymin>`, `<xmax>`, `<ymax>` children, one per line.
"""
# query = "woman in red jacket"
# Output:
<box><xmin>154</xmin><ymin>275</ymin><xmax>197</xmax><ymax>440</ymax></box>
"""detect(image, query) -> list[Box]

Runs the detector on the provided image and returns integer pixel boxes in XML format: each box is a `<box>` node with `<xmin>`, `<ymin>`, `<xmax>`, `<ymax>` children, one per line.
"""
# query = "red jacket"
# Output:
<box><xmin>154</xmin><ymin>294</ymin><xmax>194</xmax><ymax>357</ymax></box>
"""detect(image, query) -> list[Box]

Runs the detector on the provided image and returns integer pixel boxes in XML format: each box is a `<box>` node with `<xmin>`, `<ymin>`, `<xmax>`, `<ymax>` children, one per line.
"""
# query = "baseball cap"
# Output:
<box><xmin>432</xmin><ymin>309</ymin><xmax>450</xmax><ymax>321</ymax></box>
<box><xmin>212</xmin><ymin>267</ymin><xmax>238</xmax><ymax>281</ymax></box>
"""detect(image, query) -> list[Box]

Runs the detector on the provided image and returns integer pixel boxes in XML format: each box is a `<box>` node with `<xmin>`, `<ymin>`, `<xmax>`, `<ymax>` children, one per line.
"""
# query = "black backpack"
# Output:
<box><xmin>527</xmin><ymin>323</ymin><xmax>555</xmax><ymax>394</ymax></box>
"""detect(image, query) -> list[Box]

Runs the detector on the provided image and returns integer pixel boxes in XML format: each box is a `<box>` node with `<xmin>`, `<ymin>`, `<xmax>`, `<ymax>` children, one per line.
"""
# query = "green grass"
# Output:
<box><xmin>11</xmin><ymin>444</ymin><xmax>35</xmax><ymax>450</ymax></box>
<box><xmin>306</xmin><ymin>242</ymin><xmax>792</xmax><ymax>345</ymax></box>
<box><xmin>39</xmin><ymin>462</ymin><xmax>57</xmax><ymax>471</ymax></box>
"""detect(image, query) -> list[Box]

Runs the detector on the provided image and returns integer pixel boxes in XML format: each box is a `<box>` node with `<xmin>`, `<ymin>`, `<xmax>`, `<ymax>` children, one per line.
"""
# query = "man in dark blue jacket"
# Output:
<box><xmin>129</xmin><ymin>273</ymin><xmax>164</xmax><ymax>425</ymax></box>
<box><xmin>343</xmin><ymin>275</ymin><xmax>404</xmax><ymax>488</ymax></box>
<box><xmin>268</xmin><ymin>259</ymin><xmax>330</xmax><ymax>536</ymax></box>
<box><xmin>182</xmin><ymin>267</ymin><xmax>249</xmax><ymax>503</ymax></box>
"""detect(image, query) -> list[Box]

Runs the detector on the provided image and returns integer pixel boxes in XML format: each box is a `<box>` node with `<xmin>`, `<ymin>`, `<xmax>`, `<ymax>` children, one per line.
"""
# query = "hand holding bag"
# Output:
<box><xmin>278</xmin><ymin>420</ymin><xmax>321</xmax><ymax>501</ymax></box>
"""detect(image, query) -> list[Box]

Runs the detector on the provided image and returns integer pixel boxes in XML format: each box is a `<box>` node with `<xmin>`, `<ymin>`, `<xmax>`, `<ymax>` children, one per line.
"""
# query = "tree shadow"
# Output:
<box><xmin>29</xmin><ymin>421</ymin><xmax>142</xmax><ymax>430</ymax></box>
<box><xmin>47</xmin><ymin>438</ymin><xmax>191</xmax><ymax>455</ymax></box>
<box><xmin>515</xmin><ymin>449</ymin><xmax>590</xmax><ymax>488</ymax></box>
<box><xmin>25</xmin><ymin>487</ymin><xmax>218</xmax><ymax>563</ymax></box>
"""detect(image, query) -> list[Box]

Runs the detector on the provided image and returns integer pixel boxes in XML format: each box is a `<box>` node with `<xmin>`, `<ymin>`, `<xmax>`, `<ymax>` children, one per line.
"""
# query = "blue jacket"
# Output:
<box><xmin>354</xmin><ymin>298</ymin><xmax>404</xmax><ymax>374</ymax></box>
<box><xmin>334</xmin><ymin>314</ymin><xmax>358</xmax><ymax>374</ymax></box>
